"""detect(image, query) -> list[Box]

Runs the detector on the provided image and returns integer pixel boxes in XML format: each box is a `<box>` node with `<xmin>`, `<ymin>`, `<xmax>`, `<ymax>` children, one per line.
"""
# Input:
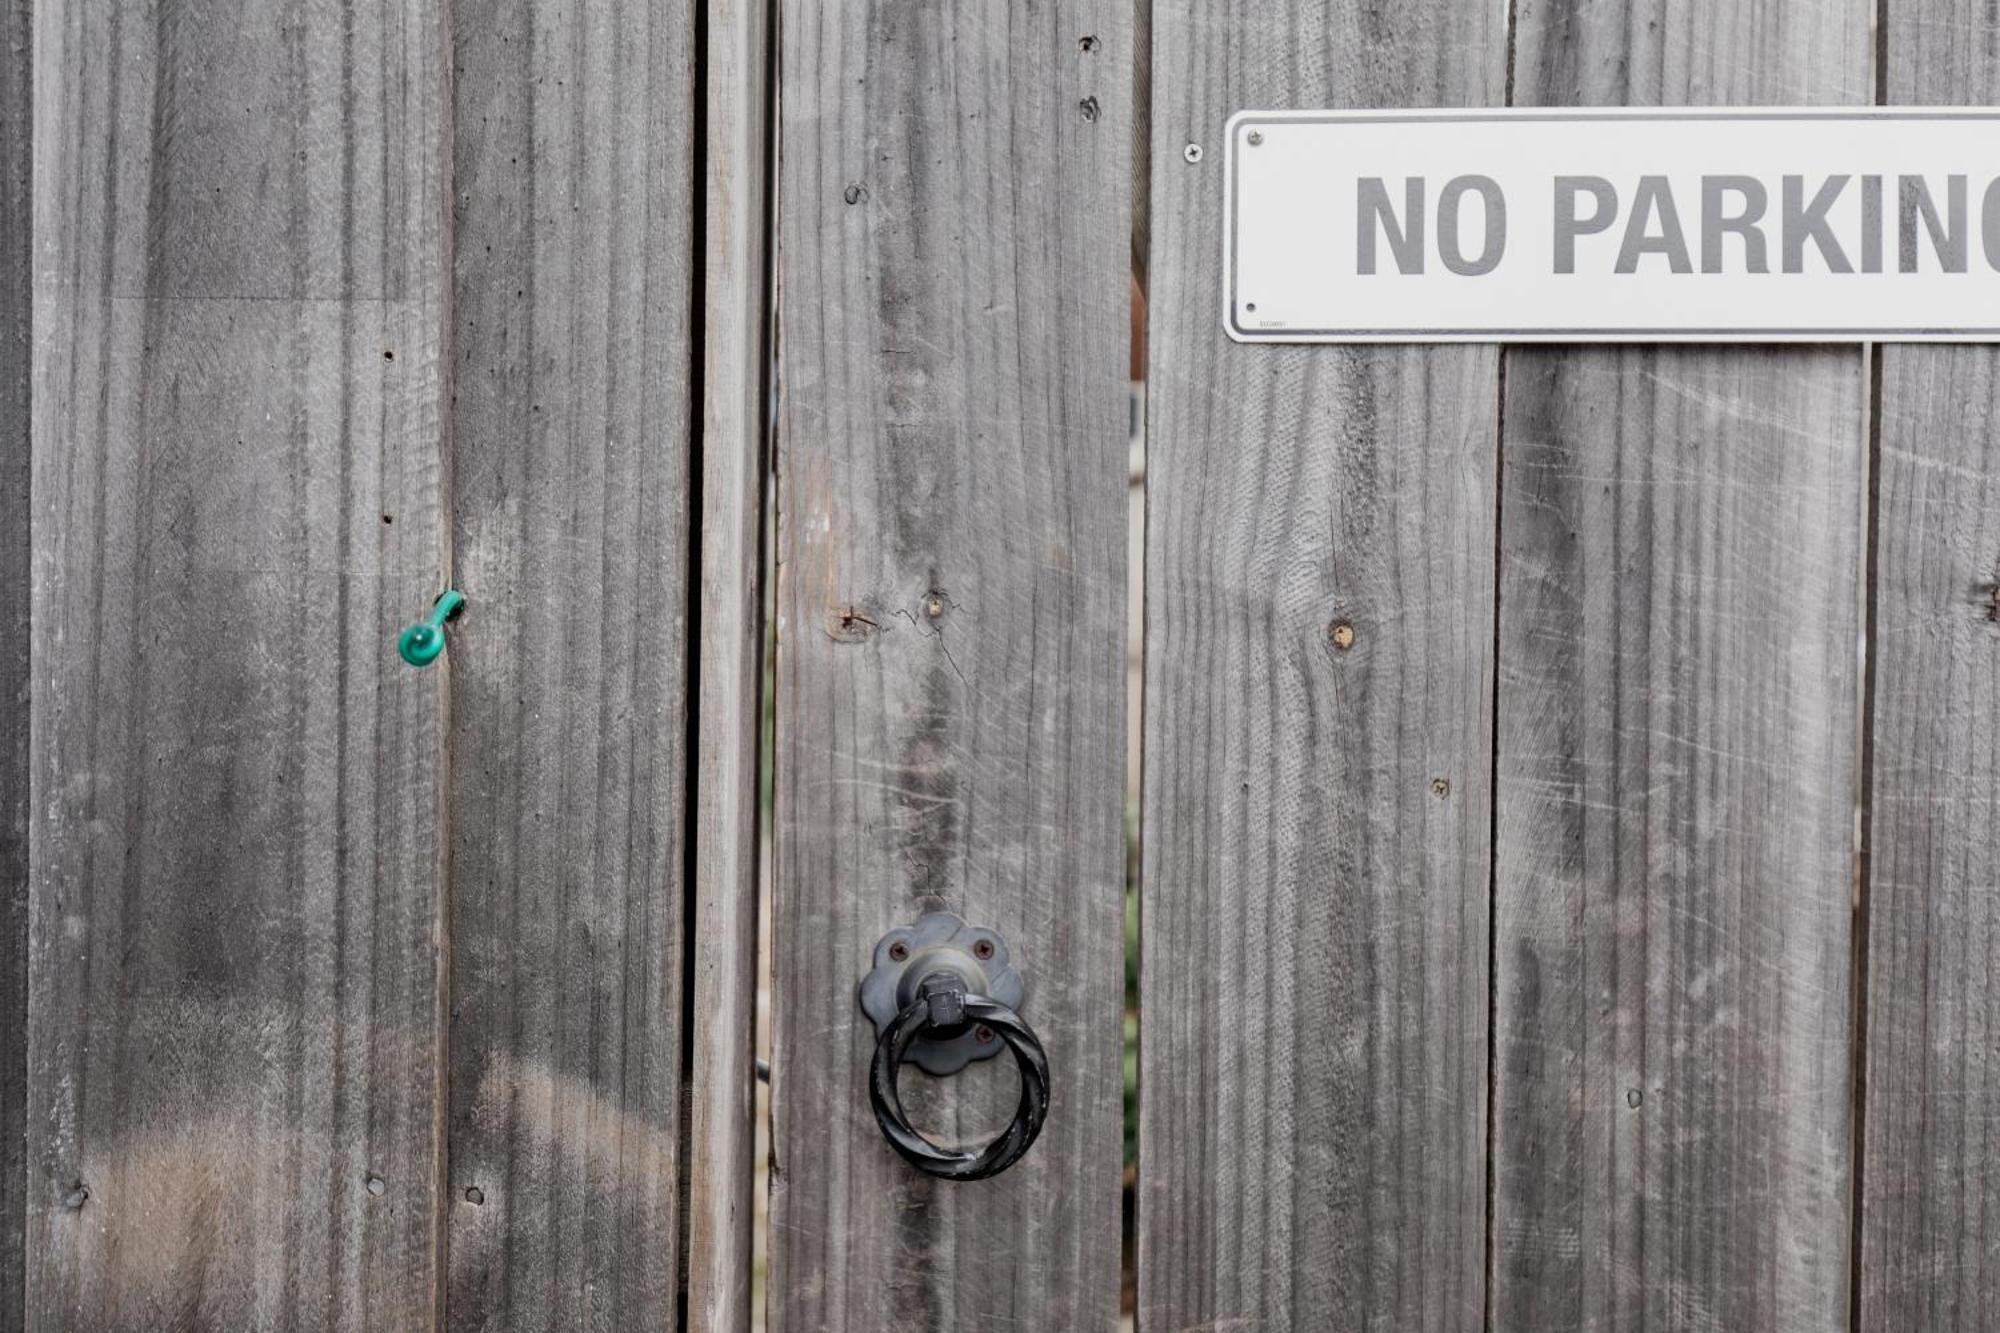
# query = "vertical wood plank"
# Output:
<box><xmin>1</xmin><ymin>0</ymin><xmax>29</xmax><ymax>1320</ymax></box>
<box><xmin>1861</xmin><ymin>352</ymin><xmax>2000</xmax><ymax>1331</ymax></box>
<box><xmin>1860</xmin><ymin>12</ymin><xmax>2000</xmax><ymax>1328</ymax></box>
<box><xmin>1492</xmin><ymin>4</ymin><xmax>1870</xmax><ymax>1328</ymax></box>
<box><xmin>1138</xmin><ymin>7</ymin><xmax>1504</xmax><ymax>1331</ymax></box>
<box><xmin>770</xmin><ymin>3</ymin><xmax>1131</xmax><ymax>1329</ymax></box>
<box><xmin>26</xmin><ymin>1</ymin><xmax>450</xmax><ymax>1326</ymax></box>
<box><xmin>687</xmin><ymin>0</ymin><xmax>773</xmax><ymax>1328</ymax></box>
<box><xmin>445</xmin><ymin>1</ymin><xmax>697</xmax><ymax>1326</ymax></box>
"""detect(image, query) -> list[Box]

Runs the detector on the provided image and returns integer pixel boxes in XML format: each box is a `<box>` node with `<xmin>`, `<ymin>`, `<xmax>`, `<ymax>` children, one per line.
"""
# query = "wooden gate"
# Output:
<box><xmin>4</xmin><ymin>0</ymin><xmax>2000</xmax><ymax>1330</ymax></box>
<box><xmin>6</xmin><ymin>0</ymin><xmax>765</xmax><ymax>1327</ymax></box>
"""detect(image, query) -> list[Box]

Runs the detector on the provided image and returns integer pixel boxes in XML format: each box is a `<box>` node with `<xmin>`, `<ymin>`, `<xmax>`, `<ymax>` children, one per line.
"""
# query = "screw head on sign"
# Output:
<box><xmin>1183</xmin><ymin>143</ymin><xmax>1203</xmax><ymax>164</ymax></box>
<box><xmin>1247</xmin><ymin>130</ymin><xmax>1264</xmax><ymax>146</ymax></box>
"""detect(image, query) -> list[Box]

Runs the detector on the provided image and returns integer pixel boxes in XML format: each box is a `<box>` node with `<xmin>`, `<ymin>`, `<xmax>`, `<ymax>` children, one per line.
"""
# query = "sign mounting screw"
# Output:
<box><xmin>1247</xmin><ymin>130</ymin><xmax>1264</xmax><ymax>146</ymax></box>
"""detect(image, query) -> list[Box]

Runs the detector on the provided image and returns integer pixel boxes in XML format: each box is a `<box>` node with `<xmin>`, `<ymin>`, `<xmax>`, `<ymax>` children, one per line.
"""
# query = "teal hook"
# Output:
<box><xmin>399</xmin><ymin>589</ymin><xmax>466</xmax><ymax>667</ymax></box>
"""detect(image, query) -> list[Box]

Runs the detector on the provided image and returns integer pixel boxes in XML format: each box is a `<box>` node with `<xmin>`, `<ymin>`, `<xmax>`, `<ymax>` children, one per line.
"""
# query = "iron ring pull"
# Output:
<box><xmin>868</xmin><ymin>974</ymin><xmax>1050</xmax><ymax>1182</ymax></box>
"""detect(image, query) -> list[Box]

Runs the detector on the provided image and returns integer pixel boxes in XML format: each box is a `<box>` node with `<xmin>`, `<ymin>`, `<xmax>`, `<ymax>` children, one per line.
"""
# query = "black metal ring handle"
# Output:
<box><xmin>869</xmin><ymin>989</ymin><xmax>1050</xmax><ymax>1181</ymax></box>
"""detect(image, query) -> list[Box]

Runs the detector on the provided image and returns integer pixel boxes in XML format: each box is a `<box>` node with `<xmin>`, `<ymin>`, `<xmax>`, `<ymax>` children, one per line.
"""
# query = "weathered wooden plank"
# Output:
<box><xmin>1137</xmin><ymin>7</ymin><xmax>1503</xmax><ymax>1330</ymax></box>
<box><xmin>686</xmin><ymin>0</ymin><xmax>772</xmax><ymax>1328</ymax></box>
<box><xmin>1860</xmin><ymin>354</ymin><xmax>2000</xmax><ymax>1333</ymax></box>
<box><xmin>445</xmin><ymin>2</ymin><xmax>697</xmax><ymax>1327</ymax></box>
<box><xmin>1</xmin><ymin>0</ymin><xmax>30</xmax><ymax>1321</ymax></box>
<box><xmin>1491</xmin><ymin>352</ymin><xmax>1866</xmax><ymax>1330</ymax></box>
<box><xmin>1858</xmin><ymin>11</ymin><xmax>2000</xmax><ymax>1328</ymax></box>
<box><xmin>1491</xmin><ymin>4</ymin><xmax>1870</xmax><ymax>1328</ymax></box>
<box><xmin>26</xmin><ymin>1</ymin><xmax>450</xmax><ymax>1327</ymax></box>
<box><xmin>770</xmin><ymin>3</ymin><xmax>1130</xmax><ymax>1329</ymax></box>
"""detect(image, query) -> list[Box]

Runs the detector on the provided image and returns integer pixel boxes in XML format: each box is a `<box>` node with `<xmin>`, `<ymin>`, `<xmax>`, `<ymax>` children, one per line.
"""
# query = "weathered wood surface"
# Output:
<box><xmin>446</xmin><ymin>2</ymin><xmax>697</xmax><ymax>1326</ymax></box>
<box><xmin>1861</xmin><ymin>354</ymin><xmax>2000</xmax><ymax>1333</ymax></box>
<box><xmin>1</xmin><ymin>0</ymin><xmax>30</xmax><ymax>1320</ymax></box>
<box><xmin>770</xmin><ymin>2</ymin><xmax>1131</xmax><ymax>1329</ymax></box>
<box><xmin>26</xmin><ymin>1</ymin><xmax>451</xmax><ymax>1327</ymax></box>
<box><xmin>687</xmin><ymin>0</ymin><xmax>772</xmax><ymax>1328</ymax></box>
<box><xmin>1491</xmin><ymin>3</ymin><xmax>1870</xmax><ymax>1329</ymax></box>
<box><xmin>1859</xmin><ymin>9</ymin><xmax>2000</xmax><ymax>1327</ymax></box>
<box><xmin>1491</xmin><ymin>351</ymin><xmax>1865</xmax><ymax>1330</ymax></box>
<box><xmin>1137</xmin><ymin>5</ymin><xmax>1503</xmax><ymax>1329</ymax></box>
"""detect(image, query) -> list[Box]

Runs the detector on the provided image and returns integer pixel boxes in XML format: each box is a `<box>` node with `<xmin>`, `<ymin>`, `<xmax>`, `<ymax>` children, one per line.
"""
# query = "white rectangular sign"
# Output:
<box><xmin>1226</xmin><ymin>109</ymin><xmax>2000</xmax><ymax>342</ymax></box>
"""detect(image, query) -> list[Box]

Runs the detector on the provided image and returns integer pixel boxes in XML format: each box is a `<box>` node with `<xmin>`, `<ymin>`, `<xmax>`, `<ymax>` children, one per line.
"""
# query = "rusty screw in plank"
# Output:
<box><xmin>830</xmin><ymin>605</ymin><xmax>880</xmax><ymax>641</ymax></box>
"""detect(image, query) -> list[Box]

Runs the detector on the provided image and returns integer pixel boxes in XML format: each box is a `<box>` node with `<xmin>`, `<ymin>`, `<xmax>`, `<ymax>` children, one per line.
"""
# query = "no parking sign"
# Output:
<box><xmin>1226</xmin><ymin>108</ymin><xmax>2000</xmax><ymax>341</ymax></box>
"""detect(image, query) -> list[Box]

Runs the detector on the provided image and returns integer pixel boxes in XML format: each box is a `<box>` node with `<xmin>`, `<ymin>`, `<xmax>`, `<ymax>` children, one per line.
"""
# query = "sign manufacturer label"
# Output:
<box><xmin>1226</xmin><ymin>109</ymin><xmax>2000</xmax><ymax>342</ymax></box>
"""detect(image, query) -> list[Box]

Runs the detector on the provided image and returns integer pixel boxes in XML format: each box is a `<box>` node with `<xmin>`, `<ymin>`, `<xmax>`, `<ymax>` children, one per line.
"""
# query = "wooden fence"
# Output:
<box><xmin>4</xmin><ymin>0</ymin><xmax>2000</xmax><ymax>1330</ymax></box>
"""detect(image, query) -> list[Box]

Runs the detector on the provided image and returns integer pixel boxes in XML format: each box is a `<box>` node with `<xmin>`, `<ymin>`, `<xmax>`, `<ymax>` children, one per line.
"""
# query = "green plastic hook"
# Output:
<box><xmin>398</xmin><ymin>589</ymin><xmax>466</xmax><ymax>667</ymax></box>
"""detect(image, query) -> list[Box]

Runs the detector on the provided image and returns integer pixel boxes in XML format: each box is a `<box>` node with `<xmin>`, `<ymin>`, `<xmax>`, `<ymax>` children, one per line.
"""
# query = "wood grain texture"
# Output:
<box><xmin>26</xmin><ymin>1</ymin><xmax>450</xmax><ymax>1327</ymax></box>
<box><xmin>1</xmin><ymin>0</ymin><xmax>28</xmax><ymax>1322</ymax></box>
<box><xmin>1492</xmin><ymin>4</ymin><xmax>1870</xmax><ymax>1328</ymax></box>
<box><xmin>1137</xmin><ymin>7</ymin><xmax>1504</xmax><ymax>1331</ymax></box>
<box><xmin>770</xmin><ymin>3</ymin><xmax>1130</xmax><ymax>1329</ymax></box>
<box><xmin>1860</xmin><ymin>351</ymin><xmax>2000</xmax><ymax>1333</ymax></box>
<box><xmin>686</xmin><ymin>0</ymin><xmax>773</xmax><ymax>1328</ymax></box>
<box><xmin>1491</xmin><ymin>352</ymin><xmax>1865</xmax><ymax>1331</ymax></box>
<box><xmin>445</xmin><ymin>2</ymin><xmax>697</xmax><ymax>1326</ymax></box>
<box><xmin>1859</xmin><ymin>12</ymin><xmax>2000</xmax><ymax>1328</ymax></box>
